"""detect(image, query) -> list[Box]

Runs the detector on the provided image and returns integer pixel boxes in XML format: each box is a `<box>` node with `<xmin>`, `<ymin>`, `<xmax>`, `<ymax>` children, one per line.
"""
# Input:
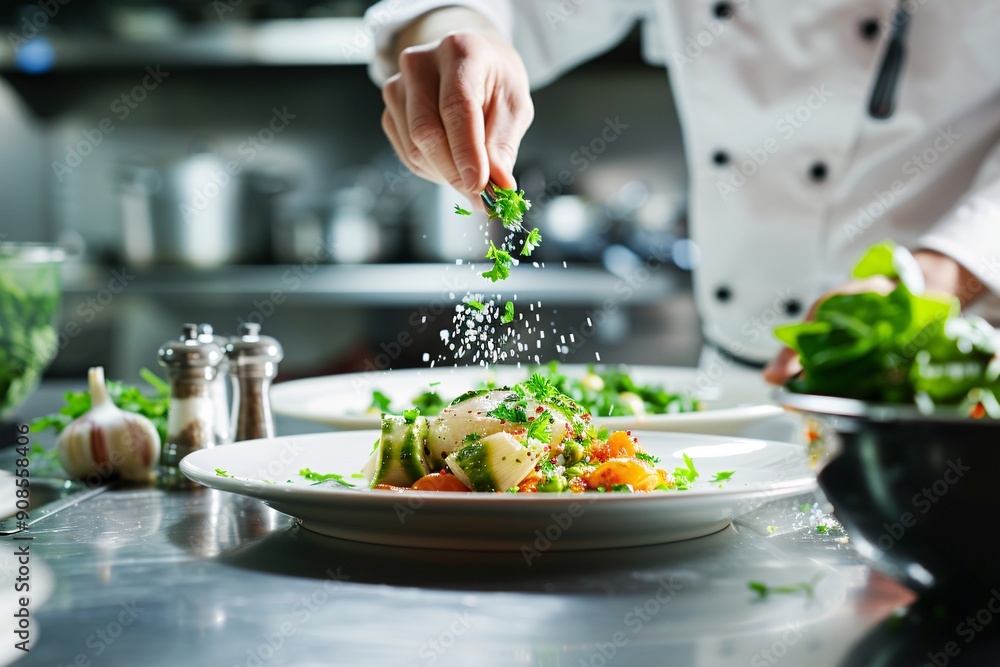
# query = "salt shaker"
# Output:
<box><xmin>158</xmin><ymin>323</ymin><xmax>224</xmax><ymax>469</ymax></box>
<box><xmin>197</xmin><ymin>323</ymin><xmax>232</xmax><ymax>445</ymax></box>
<box><xmin>227</xmin><ymin>322</ymin><xmax>283</xmax><ymax>441</ymax></box>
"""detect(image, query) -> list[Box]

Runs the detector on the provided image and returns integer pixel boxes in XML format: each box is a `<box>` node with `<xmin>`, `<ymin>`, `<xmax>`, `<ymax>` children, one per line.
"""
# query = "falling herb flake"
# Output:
<box><xmin>521</xmin><ymin>227</ymin><xmax>542</xmax><ymax>256</ymax></box>
<box><xmin>454</xmin><ymin>204</ymin><xmax>472</xmax><ymax>216</ymax></box>
<box><xmin>748</xmin><ymin>574</ymin><xmax>822</xmax><ymax>600</ymax></box>
<box><xmin>482</xmin><ymin>241</ymin><xmax>513</xmax><ymax>282</ymax></box>
<box><xmin>467</xmin><ymin>299</ymin><xmax>485</xmax><ymax>312</ymax></box>
<box><xmin>710</xmin><ymin>471</ymin><xmax>735</xmax><ymax>483</ymax></box>
<box><xmin>501</xmin><ymin>300</ymin><xmax>515</xmax><ymax>324</ymax></box>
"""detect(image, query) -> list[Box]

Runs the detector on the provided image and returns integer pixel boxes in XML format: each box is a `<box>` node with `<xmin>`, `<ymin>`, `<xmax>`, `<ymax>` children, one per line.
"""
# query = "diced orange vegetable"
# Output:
<box><xmin>411</xmin><ymin>473</ymin><xmax>471</xmax><ymax>492</ymax></box>
<box><xmin>607</xmin><ymin>431</ymin><xmax>636</xmax><ymax>458</ymax></box>
<box><xmin>585</xmin><ymin>460</ymin><xmax>661</xmax><ymax>492</ymax></box>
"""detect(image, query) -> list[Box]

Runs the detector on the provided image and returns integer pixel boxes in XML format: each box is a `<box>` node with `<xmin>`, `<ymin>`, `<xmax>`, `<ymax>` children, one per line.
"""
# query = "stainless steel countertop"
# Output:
<box><xmin>2</xmin><ymin>384</ymin><xmax>937</xmax><ymax>667</ymax></box>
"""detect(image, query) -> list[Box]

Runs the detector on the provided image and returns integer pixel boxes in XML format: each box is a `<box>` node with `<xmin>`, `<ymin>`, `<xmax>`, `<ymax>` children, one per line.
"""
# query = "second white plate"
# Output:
<box><xmin>270</xmin><ymin>365</ymin><xmax>783</xmax><ymax>435</ymax></box>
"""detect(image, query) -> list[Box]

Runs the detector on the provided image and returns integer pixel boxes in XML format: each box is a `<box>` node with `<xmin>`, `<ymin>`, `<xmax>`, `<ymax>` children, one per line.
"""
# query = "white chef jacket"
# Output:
<box><xmin>365</xmin><ymin>0</ymin><xmax>1000</xmax><ymax>364</ymax></box>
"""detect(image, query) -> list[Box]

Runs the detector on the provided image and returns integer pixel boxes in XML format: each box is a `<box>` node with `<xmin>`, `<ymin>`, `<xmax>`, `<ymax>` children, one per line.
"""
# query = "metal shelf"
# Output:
<box><xmin>0</xmin><ymin>18</ymin><xmax>372</xmax><ymax>70</ymax></box>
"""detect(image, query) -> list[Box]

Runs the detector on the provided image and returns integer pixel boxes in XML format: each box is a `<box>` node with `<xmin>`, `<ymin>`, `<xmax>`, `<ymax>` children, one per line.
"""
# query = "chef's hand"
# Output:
<box><xmin>380</xmin><ymin>7</ymin><xmax>533</xmax><ymax>199</ymax></box>
<box><xmin>762</xmin><ymin>249</ymin><xmax>986</xmax><ymax>385</ymax></box>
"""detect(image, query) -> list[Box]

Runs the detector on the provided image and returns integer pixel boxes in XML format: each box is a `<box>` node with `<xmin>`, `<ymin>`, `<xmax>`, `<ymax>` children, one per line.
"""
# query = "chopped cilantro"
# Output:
<box><xmin>485</xmin><ymin>185</ymin><xmax>531</xmax><ymax>229</ymax></box>
<box><xmin>370</xmin><ymin>390</ymin><xmax>392</xmax><ymax>413</ymax></box>
<box><xmin>482</xmin><ymin>241</ymin><xmax>513</xmax><ymax>282</ymax></box>
<box><xmin>467</xmin><ymin>299</ymin><xmax>485</xmax><ymax>311</ymax></box>
<box><xmin>748</xmin><ymin>574</ymin><xmax>822</xmax><ymax>600</ymax></box>
<box><xmin>523</xmin><ymin>373</ymin><xmax>556</xmax><ymax>401</ymax></box>
<box><xmin>487</xmin><ymin>403</ymin><xmax>527</xmax><ymax>423</ymax></box>
<box><xmin>521</xmin><ymin>227</ymin><xmax>542</xmax><ymax>256</ymax></box>
<box><xmin>454</xmin><ymin>204</ymin><xmax>473</xmax><ymax>216</ymax></box>
<box><xmin>464</xmin><ymin>432</ymin><xmax>481</xmax><ymax>445</ymax></box>
<box><xmin>506</xmin><ymin>486</ymin><xmax>520</xmax><ymax>493</ymax></box>
<box><xmin>766</xmin><ymin>525</ymin><xmax>776</xmax><ymax>533</ymax></box>
<box><xmin>299</xmin><ymin>468</ymin><xmax>355</xmax><ymax>487</ymax></box>
<box><xmin>501</xmin><ymin>300</ymin><xmax>515</xmax><ymax>324</ymax></box>
<box><xmin>402</xmin><ymin>408</ymin><xmax>419</xmax><ymax>424</ymax></box>
<box><xmin>526</xmin><ymin>410</ymin><xmax>554</xmax><ymax>443</ymax></box>
<box><xmin>672</xmin><ymin>453</ymin><xmax>699</xmax><ymax>490</ymax></box>
<box><xmin>816</xmin><ymin>525</ymin><xmax>828</xmax><ymax>534</ymax></box>
<box><xmin>710</xmin><ymin>470</ymin><xmax>735</xmax><ymax>483</ymax></box>
<box><xmin>215</xmin><ymin>468</ymin><xmax>233</xmax><ymax>478</ymax></box>
<box><xmin>635</xmin><ymin>451</ymin><xmax>660</xmax><ymax>465</ymax></box>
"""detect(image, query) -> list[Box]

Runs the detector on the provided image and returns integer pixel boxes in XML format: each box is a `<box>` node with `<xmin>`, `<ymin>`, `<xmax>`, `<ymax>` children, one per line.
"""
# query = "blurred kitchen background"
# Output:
<box><xmin>0</xmin><ymin>0</ymin><xmax>700</xmax><ymax>383</ymax></box>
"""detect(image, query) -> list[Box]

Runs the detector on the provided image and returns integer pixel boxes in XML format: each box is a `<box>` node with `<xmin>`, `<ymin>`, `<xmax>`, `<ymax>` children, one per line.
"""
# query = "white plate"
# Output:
<box><xmin>270</xmin><ymin>365</ymin><xmax>783</xmax><ymax>435</ymax></box>
<box><xmin>180</xmin><ymin>431</ymin><xmax>815</xmax><ymax>551</ymax></box>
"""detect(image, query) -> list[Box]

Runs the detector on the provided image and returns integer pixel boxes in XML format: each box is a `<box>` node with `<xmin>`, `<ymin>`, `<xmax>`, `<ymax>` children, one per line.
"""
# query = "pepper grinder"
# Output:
<box><xmin>227</xmin><ymin>322</ymin><xmax>283</xmax><ymax>441</ymax></box>
<box><xmin>197</xmin><ymin>323</ymin><xmax>232</xmax><ymax>445</ymax></box>
<box><xmin>158</xmin><ymin>323</ymin><xmax>224</xmax><ymax>470</ymax></box>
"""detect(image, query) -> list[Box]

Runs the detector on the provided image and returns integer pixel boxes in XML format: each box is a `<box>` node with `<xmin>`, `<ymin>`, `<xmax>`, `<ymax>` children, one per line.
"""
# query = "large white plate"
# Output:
<box><xmin>270</xmin><ymin>365</ymin><xmax>783</xmax><ymax>435</ymax></box>
<box><xmin>180</xmin><ymin>431</ymin><xmax>815</xmax><ymax>551</ymax></box>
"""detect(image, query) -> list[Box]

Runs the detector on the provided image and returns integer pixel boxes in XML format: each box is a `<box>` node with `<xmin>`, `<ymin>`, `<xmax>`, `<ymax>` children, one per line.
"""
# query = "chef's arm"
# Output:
<box><xmin>916</xmin><ymin>139</ymin><xmax>1000</xmax><ymax>305</ymax></box>
<box><xmin>363</xmin><ymin>2</ymin><xmax>531</xmax><ymax>196</ymax></box>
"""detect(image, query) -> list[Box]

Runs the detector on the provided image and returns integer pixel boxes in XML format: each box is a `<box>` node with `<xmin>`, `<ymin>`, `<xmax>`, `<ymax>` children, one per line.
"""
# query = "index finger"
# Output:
<box><xmin>436</xmin><ymin>38</ymin><xmax>490</xmax><ymax>194</ymax></box>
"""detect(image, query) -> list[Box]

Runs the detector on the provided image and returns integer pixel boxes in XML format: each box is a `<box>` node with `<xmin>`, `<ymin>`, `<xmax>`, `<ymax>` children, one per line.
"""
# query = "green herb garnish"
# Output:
<box><xmin>526</xmin><ymin>410</ymin><xmax>554</xmax><ymax>443</ymax></box>
<box><xmin>710</xmin><ymin>470</ymin><xmax>735</xmax><ymax>483</ymax></box>
<box><xmin>402</xmin><ymin>408</ymin><xmax>420</xmax><ymax>424</ymax></box>
<box><xmin>482</xmin><ymin>241</ymin><xmax>513</xmax><ymax>282</ymax></box>
<box><xmin>454</xmin><ymin>204</ymin><xmax>473</xmax><ymax>216</ymax></box>
<box><xmin>521</xmin><ymin>228</ymin><xmax>542</xmax><ymax>256</ymax></box>
<box><xmin>370</xmin><ymin>390</ymin><xmax>392</xmax><ymax>413</ymax></box>
<box><xmin>672</xmin><ymin>453</ymin><xmax>699</xmax><ymax>490</ymax></box>
<box><xmin>215</xmin><ymin>468</ymin><xmax>233</xmax><ymax>478</ymax></box>
<box><xmin>467</xmin><ymin>299</ymin><xmax>485</xmax><ymax>311</ymax></box>
<box><xmin>635</xmin><ymin>451</ymin><xmax>660</xmax><ymax>465</ymax></box>
<box><xmin>487</xmin><ymin>403</ymin><xmax>527</xmax><ymax>423</ymax></box>
<box><xmin>299</xmin><ymin>468</ymin><xmax>355</xmax><ymax>487</ymax></box>
<box><xmin>748</xmin><ymin>574</ymin><xmax>822</xmax><ymax>599</ymax></box>
<box><xmin>501</xmin><ymin>300</ymin><xmax>515</xmax><ymax>324</ymax></box>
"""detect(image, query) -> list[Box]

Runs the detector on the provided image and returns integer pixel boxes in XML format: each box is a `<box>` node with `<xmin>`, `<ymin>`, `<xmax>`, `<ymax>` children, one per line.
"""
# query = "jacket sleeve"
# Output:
<box><xmin>917</xmin><ymin>139</ymin><xmax>1000</xmax><ymax>298</ymax></box>
<box><xmin>364</xmin><ymin>0</ymin><xmax>640</xmax><ymax>89</ymax></box>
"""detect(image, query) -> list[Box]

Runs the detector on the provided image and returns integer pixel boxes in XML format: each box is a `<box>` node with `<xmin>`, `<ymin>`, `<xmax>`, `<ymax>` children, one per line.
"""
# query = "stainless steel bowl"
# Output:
<box><xmin>778</xmin><ymin>388</ymin><xmax>1000</xmax><ymax>597</ymax></box>
<box><xmin>0</xmin><ymin>243</ymin><xmax>63</xmax><ymax>419</ymax></box>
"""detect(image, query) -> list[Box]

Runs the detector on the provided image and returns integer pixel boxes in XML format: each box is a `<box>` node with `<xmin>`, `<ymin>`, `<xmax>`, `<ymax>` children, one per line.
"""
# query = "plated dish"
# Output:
<box><xmin>180</xmin><ymin>430</ymin><xmax>815</xmax><ymax>551</ymax></box>
<box><xmin>270</xmin><ymin>364</ymin><xmax>783</xmax><ymax>435</ymax></box>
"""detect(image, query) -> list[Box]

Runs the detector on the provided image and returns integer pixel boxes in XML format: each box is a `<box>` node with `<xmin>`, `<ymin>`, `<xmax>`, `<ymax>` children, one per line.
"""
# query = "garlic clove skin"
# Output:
<box><xmin>56</xmin><ymin>367</ymin><xmax>162</xmax><ymax>484</ymax></box>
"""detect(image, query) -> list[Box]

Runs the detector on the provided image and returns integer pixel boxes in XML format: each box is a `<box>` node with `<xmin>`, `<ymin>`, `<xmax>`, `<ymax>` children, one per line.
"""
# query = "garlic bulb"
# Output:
<box><xmin>57</xmin><ymin>367</ymin><xmax>161</xmax><ymax>483</ymax></box>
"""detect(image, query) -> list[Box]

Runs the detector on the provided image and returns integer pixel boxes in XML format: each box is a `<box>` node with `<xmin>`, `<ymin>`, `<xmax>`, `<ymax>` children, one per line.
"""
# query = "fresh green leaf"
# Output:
<box><xmin>487</xmin><ymin>403</ymin><xmax>527</xmax><ymax>423</ymax></box>
<box><xmin>467</xmin><ymin>299</ymin><xmax>485</xmax><ymax>311</ymax></box>
<box><xmin>851</xmin><ymin>240</ymin><xmax>898</xmax><ymax>280</ymax></box>
<box><xmin>635</xmin><ymin>451</ymin><xmax>661</xmax><ymax>465</ymax></box>
<box><xmin>299</xmin><ymin>468</ymin><xmax>355</xmax><ymax>487</ymax></box>
<box><xmin>710</xmin><ymin>470</ymin><xmax>735</xmax><ymax>483</ymax></box>
<box><xmin>454</xmin><ymin>204</ymin><xmax>473</xmax><ymax>216</ymax></box>
<box><xmin>370</xmin><ymin>390</ymin><xmax>392</xmax><ymax>413</ymax></box>
<box><xmin>521</xmin><ymin>227</ymin><xmax>542</xmax><ymax>256</ymax></box>
<box><xmin>501</xmin><ymin>300</ymin><xmax>515</xmax><ymax>324</ymax></box>
<box><xmin>402</xmin><ymin>408</ymin><xmax>419</xmax><ymax>424</ymax></box>
<box><xmin>482</xmin><ymin>241</ymin><xmax>513</xmax><ymax>282</ymax></box>
<box><xmin>526</xmin><ymin>410</ymin><xmax>554</xmax><ymax>443</ymax></box>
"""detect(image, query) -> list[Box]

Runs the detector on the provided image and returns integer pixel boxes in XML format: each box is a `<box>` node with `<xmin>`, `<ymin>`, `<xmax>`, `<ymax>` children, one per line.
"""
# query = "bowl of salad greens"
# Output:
<box><xmin>776</xmin><ymin>241</ymin><xmax>1000</xmax><ymax>596</ymax></box>
<box><xmin>0</xmin><ymin>244</ymin><xmax>63</xmax><ymax>420</ymax></box>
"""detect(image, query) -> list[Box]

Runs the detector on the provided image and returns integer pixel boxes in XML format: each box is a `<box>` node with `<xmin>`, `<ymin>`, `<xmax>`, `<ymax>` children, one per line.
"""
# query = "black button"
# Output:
<box><xmin>712</xmin><ymin>150</ymin><xmax>730</xmax><ymax>166</ymax></box>
<box><xmin>809</xmin><ymin>162</ymin><xmax>829</xmax><ymax>182</ymax></box>
<box><xmin>713</xmin><ymin>2</ymin><xmax>734</xmax><ymax>20</ymax></box>
<box><xmin>859</xmin><ymin>18</ymin><xmax>881</xmax><ymax>41</ymax></box>
<box><xmin>715</xmin><ymin>286</ymin><xmax>732</xmax><ymax>302</ymax></box>
<box><xmin>783</xmin><ymin>299</ymin><xmax>803</xmax><ymax>316</ymax></box>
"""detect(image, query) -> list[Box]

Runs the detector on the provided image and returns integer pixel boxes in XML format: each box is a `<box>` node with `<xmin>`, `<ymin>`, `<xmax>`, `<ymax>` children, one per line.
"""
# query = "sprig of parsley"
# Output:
<box><xmin>299</xmin><ymin>468</ymin><xmax>355</xmax><ymax>487</ymax></box>
<box><xmin>454</xmin><ymin>204</ymin><xmax>472</xmax><ymax>216</ymax></box>
<box><xmin>482</xmin><ymin>241</ymin><xmax>513</xmax><ymax>282</ymax></box>
<box><xmin>672</xmin><ymin>454</ymin><xmax>699</xmax><ymax>490</ymax></box>
<box><xmin>635</xmin><ymin>451</ymin><xmax>661</xmax><ymax>465</ymax></box>
<box><xmin>526</xmin><ymin>410</ymin><xmax>553</xmax><ymax>443</ymax></box>
<box><xmin>487</xmin><ymin>403</ymin><xmax>528</xmax><ymax>423</ymax></box>
<box><xmin>523</xmin><ymin>373</ymin><xmax>557</xmax><ymax>401</ymax></box>
<box><xmin>501</xmin><ymin>300</ymin><xmax>515</xmax><ymax>324</ymax></box>
<box><xmin>521</xmin><ymin>228</ymin><xmax>542</xmax><ymax>256</ymax></box>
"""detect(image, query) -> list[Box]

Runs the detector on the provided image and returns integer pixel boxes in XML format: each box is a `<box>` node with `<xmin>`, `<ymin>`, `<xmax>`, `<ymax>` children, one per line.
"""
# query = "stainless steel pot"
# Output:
<box><xmin>118</xmin><ymin>153</ymin><xmax>286</xmax><ymax>266</ymax></box>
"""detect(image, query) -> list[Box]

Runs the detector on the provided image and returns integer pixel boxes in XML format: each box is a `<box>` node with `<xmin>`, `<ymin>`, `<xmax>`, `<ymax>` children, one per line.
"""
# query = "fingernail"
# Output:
<box><xmin>461</xmin><ymin>168</ymin><xmax>478</xmax><ymax>191</ymax></box>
